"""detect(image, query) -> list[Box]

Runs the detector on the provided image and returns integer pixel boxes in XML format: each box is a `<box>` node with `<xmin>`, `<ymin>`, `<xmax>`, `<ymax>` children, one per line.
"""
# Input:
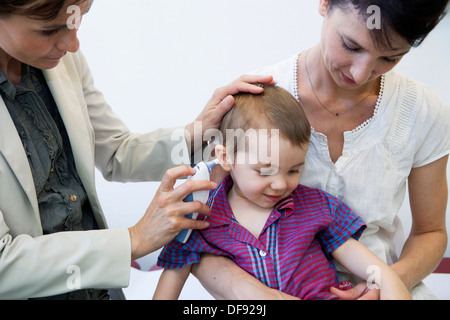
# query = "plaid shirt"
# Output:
<box><xmin>158</xmin><ymin>175</ymin><xmax>366</xmax><ymax>300</ymax></box>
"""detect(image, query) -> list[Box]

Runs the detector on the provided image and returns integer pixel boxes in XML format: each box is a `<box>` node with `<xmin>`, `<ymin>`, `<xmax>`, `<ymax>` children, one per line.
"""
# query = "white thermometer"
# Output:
<box><xmin>175</xmin><ymin>159</ymin><xmax>219</xmax><ymax>243</ymax></box>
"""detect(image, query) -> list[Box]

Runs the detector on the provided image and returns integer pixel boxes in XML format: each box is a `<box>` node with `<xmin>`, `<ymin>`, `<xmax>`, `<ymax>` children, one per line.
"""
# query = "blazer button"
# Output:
<box><xmin>70</xmin><ymin>194</ymin><xmax>78</xmax><ymax>202</ymax></box>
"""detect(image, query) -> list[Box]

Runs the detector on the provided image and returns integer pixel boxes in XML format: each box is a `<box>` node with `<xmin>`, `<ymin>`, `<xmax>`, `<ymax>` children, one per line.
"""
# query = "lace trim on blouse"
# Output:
<box><xmin>292</xmin><ymin>53</ymin><xmax>385</xmax><ymax>134</ymax></box>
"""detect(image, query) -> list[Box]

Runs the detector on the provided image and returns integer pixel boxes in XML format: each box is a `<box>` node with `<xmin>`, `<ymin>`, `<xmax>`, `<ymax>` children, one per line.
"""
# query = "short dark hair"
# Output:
<box><xmin>0</xmin><ymin>0</ymin><xmax>90</xmax><ymax>21</ymax></box>
<box><xmin>328</xmin><ymin>0</ymin><xmax>449</xmax><ymax>48</ymax></box>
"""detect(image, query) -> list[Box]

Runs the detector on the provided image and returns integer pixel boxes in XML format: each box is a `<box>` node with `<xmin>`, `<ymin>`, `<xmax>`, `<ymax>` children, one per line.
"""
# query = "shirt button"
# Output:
<box><xmin>259</xmin><ymin>250</ymin><xmax>267</xmax><ymax>257</ymax></box>
<box><xmin>70</xmin><ymin>194</ymin><xmax>77</xmax><ymax>202</ymax></box>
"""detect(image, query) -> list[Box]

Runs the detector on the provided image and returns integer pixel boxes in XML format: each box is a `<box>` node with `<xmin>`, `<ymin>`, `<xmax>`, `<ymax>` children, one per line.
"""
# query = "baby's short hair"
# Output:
<box><xmin>220</xmin><ymin>84</ymin><xmax>310</xmax><ymax>152</ymax></box>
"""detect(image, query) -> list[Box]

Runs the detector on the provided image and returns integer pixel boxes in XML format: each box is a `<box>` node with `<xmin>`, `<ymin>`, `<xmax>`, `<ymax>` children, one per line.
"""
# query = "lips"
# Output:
<box><xmin>341</xmin><ymin>71</ymin><xmax>356</xmax><ymax>84</ymax></box>
<box><xmin>264</xmin><ymin>194</ymin><xmax>283</xmax><ymax>203</ymax></box>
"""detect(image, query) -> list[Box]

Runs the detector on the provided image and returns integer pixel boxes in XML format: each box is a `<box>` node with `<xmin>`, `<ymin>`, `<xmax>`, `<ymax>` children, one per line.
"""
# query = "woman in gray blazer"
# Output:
<box><xmin>0</xmin><ymin>0</ymin><xmax>273</xmax><ymax>299</ymax></box>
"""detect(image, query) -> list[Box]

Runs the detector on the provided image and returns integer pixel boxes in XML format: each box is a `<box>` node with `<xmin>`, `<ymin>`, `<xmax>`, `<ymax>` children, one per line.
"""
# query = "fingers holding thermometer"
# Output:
<box><xmin>129</xmin><ymin>165</ymin><xmax>216</xmax><ymax>260</ymax></box>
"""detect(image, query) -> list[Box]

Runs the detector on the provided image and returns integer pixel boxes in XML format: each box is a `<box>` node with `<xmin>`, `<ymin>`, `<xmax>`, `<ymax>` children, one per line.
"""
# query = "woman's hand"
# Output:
<box><xmin>128</xmin><ymin>165</ymin><xmax>217</xmax><ymax>260</ymax></box>
<box><xmin>330</xmin><ymin>282</ymin><xmax>380</xmax><ymax>300</ymax></box>
<box><xmin>185</xmin><ymin>74</ymin><xmax>274</xmax><ymax>153</ymax></box>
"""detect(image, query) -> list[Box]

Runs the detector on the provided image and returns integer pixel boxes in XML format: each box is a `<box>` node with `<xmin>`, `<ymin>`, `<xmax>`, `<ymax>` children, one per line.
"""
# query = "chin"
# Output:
<box><xmin>30</xmin><ymin>57</ymin><xmax>62</xmax><ymax>70</ymax></box>
<box><xmin>42</xmin><ymin>60</ymin><xmax>61</xmax><ymax>69</ymax></box>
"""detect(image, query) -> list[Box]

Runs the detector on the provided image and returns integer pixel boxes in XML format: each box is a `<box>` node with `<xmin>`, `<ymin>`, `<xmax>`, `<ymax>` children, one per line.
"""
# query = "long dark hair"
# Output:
<box><xmin>0</xmin><ymin>0</ymin><xmax>89</xmax><ymax>20</ymax></box>
<box><xmin>327</xmin><ymin>0</ymin><xmax>449</xmax><ymax>48</ymax></box>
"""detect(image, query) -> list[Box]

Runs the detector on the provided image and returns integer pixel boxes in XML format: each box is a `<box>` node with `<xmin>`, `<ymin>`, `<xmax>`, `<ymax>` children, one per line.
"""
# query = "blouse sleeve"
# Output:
<box><xmin>412</xmin><ymin>87</ymin><xmax>450</xmax><ymax>168</ymax></box>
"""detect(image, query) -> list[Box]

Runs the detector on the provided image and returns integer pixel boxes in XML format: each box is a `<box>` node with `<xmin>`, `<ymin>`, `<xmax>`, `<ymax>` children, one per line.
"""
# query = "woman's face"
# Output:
<box><xmin>318</xmin><ymin>0</ymin><xmax>412</xmax><ymax>89</ymax></box>
<box><xmin>0</xmin><ymin>1</ymin><xmax>92</xmax><ymax>69</ymax></box>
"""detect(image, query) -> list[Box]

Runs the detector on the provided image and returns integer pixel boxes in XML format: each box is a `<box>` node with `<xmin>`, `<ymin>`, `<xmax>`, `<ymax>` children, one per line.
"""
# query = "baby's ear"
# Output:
<box><xmin>215</xmin><ymin>144</ymin><xmax>232</xmax><ymax>172</ymax></box>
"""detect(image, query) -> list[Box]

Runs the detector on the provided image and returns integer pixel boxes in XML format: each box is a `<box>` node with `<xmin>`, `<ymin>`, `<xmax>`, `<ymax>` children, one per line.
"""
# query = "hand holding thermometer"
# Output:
<box><xmin>175</xmin><ymin>159</ymin><xmax>219</xmax><ymax>243</ymax></box>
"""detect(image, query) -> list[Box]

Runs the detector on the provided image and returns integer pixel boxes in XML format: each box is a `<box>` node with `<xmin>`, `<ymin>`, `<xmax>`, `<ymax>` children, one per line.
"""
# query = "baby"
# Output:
<box><xmin>153</xmin><ymin>85</ymin><xmax>411</xmax><ymax>300</ymax></box>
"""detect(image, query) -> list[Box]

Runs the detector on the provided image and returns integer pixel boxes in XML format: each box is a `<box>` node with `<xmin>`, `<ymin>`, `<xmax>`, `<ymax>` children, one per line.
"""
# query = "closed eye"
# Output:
<box><xmin>342</xmin><ymin>41</ymin><xmax>359</xmax><ymax>53</ymax></box>
<box><xmin>42</xmin><ymin>29</ymin><xmax>60</xmax><ymax>36</ymax></box>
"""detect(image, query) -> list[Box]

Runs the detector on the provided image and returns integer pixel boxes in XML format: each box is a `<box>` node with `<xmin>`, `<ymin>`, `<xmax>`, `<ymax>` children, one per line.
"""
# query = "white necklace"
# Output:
<box><xmin>304</xmin><ymin>50</ymin><xmax>379</xmax><ymax>117</ymax></box>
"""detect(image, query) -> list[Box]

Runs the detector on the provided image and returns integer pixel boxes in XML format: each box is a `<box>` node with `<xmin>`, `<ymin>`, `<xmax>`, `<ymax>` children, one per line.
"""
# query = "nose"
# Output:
<box><xmin>349</xmin><ymin>56</ymin><xmax>376</xmax><ymax>85</ymax></box>
<box><xmin>56</xmin><ymin>28</ymin><xmax>80</xmax><ymax>53</ymax></box>
<box><xmin>270</xmin><ymin>175</ymin><xmax>287</xmax><ymax>192</ymax></box>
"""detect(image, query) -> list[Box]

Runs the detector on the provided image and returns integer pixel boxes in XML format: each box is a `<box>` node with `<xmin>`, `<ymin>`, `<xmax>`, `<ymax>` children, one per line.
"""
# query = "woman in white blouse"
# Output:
<box><xmin>193</xmin><ymin>0</ymin><xmax>450</xmax><ymax>299</ymax></box>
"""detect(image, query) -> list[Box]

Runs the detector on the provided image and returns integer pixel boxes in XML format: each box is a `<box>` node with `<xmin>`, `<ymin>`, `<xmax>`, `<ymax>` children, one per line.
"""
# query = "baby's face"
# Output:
<box><xmin>228</xmin><ymin>135</ymin><xmax>308</xmax><ymax>209</ymax></box>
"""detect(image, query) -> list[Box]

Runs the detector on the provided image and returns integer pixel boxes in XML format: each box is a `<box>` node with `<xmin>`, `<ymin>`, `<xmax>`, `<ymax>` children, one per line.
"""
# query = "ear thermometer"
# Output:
<box><xmin>175</xmin><ymin>159</ymin><xmax>219</xmax><ymax>243</ymax></box>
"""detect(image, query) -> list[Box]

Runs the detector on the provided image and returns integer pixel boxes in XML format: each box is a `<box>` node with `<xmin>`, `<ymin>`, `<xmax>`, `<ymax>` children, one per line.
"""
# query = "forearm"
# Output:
<box><xmin>395</xmin><ymin>156</ymin><xmax>449</xmax><ymax>290</ymax></box>
<box><xmin>98</xmin><ymin>127</ymin><xmax>190</xmax><ymax>183</ymax></box>
<box><xmin>0</xmin><ymin>229</ymin><xmax>131</xmax><ymax>299</ymax></box>
<box><xmin>153</xmin><ymin>265</ymin><xmax>192</xmax><ymax>300</ymax></box>
<box><xmin>332</xmin><ymin>238</ymin><xmax>411</xmax><ymax>300</ymax></box>
<box><xmin>191</xmin><ymin>254</ymin><xmax>298</xmax><ymax>300</ymax></box>
<box><xmin>391</xmin><ymin>229</ymin><xmax>447</xmax><ymax>291</ymax></box>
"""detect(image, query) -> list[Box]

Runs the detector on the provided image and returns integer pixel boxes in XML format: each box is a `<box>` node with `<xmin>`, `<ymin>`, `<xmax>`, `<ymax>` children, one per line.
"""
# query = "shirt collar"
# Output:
<box><xmin>276</xmin><ymin>194</ymin><xmax>295</xmax><ymax>217</ymax></box>
<box><xmin>206</xmin><ymin>175</ymin><xmax>295</xmax><ymax>228</ymax></box>
<box><xmin>0</xmin><ymin>64</ymin><xmax>34</xmax><ymax>100</ymax></box>
<box><xmin>0</xmin><ymin>68</ymin><xmax>17</xmax><ymax>100</ymax></box>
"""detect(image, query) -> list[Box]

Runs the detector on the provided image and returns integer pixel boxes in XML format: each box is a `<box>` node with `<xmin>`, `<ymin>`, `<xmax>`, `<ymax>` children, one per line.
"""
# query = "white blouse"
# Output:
<box><xmin>252</xmin><ymin>54</ymin><xmax>450</xmax><ymax>299</ymax></box>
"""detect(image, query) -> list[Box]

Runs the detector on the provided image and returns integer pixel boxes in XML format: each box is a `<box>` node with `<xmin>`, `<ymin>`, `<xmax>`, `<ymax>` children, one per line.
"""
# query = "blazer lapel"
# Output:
<box><xmin>0</xmin><ymin>99</ymin><xmax>40</xmax><ymax>218</ymax></box>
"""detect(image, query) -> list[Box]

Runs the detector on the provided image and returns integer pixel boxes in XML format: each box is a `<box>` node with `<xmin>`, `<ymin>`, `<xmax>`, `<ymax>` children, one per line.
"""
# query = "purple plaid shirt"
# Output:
<box><xmin>158</xmin><ymin>175</ymin><xmax>366</xmax><ymax>300</ymax></box>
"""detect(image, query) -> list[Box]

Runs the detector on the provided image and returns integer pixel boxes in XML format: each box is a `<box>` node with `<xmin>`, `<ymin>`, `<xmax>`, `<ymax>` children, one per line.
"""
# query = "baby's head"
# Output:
<box><xmin>216</xmin><ymin>85</ymin><xmax>310</xmax><ymax>207</ymax></box>
<box><xmin>217</xmin><ymin>84</ymin><xmax>310</xmax><ymax>168</ymax></box>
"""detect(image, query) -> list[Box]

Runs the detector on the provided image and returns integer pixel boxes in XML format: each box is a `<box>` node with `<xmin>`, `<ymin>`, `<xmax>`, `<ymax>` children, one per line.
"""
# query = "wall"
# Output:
<box><xmin>78</xmin><ymin>0</ymin><xmax>450</xmax><ymax>268</ymax></box>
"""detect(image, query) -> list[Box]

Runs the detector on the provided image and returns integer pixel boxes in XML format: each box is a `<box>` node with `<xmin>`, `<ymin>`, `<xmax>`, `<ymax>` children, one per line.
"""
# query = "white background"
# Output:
<box><xmin>78</xmin><ymin>0</ymin><xmax>450</xmax><ymax>268</ymax></box>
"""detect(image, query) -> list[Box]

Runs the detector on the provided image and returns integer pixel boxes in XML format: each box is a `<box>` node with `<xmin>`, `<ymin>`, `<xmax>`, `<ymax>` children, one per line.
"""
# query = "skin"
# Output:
<box><xmin>0</xmin><ymin>1</ymin><xmax>92</xmax><ymax>83</ymax></box>
<box><xmin>218</xmin><ymin>137</ymin><xmax>306</xmax><ymax>238</ymax></box>
<box><xmin>301</xmin><ymin>0</ymin><xmax>412</xmax><ymax>163</ymax></box>
<box><xmin>0</xmin><ymin>0</ymin><xmax>275</xmax><ymax>263</ymax></box>
<box><xmin>193</xmin><ymin>0</ymin><xmax>448</xmax><ymax>300</ymax></box>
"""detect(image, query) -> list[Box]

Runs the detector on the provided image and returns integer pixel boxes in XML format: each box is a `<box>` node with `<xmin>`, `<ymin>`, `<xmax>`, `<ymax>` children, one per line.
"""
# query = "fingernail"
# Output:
<box><xmin>224</xmin><ymin>95</ymin><xmax>234</xmax><ymax>106</ymax></box>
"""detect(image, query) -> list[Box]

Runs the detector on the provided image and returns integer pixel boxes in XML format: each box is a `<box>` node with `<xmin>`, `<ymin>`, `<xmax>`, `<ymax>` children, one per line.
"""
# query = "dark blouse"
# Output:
<box><xmin>0</xmin><ymin>64</ymin><xmax>106</xmax><ymax>300</ymax></box>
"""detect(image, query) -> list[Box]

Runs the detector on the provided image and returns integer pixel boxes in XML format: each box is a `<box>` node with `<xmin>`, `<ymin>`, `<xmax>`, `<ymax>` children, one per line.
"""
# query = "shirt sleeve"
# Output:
<box><xmin>317</xmin><ymin>195</ymin><xmax>367</xmax><ymax>255</ymax></box>
<box><xmin>157</xmin><ymin>231</ymin><xmax>206</xmax><ymax>269</ymax></box>
<box><xmin>412</xmin><ymin>88</ymin><xmax>450</xmax><ymax>168</ymax></box>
